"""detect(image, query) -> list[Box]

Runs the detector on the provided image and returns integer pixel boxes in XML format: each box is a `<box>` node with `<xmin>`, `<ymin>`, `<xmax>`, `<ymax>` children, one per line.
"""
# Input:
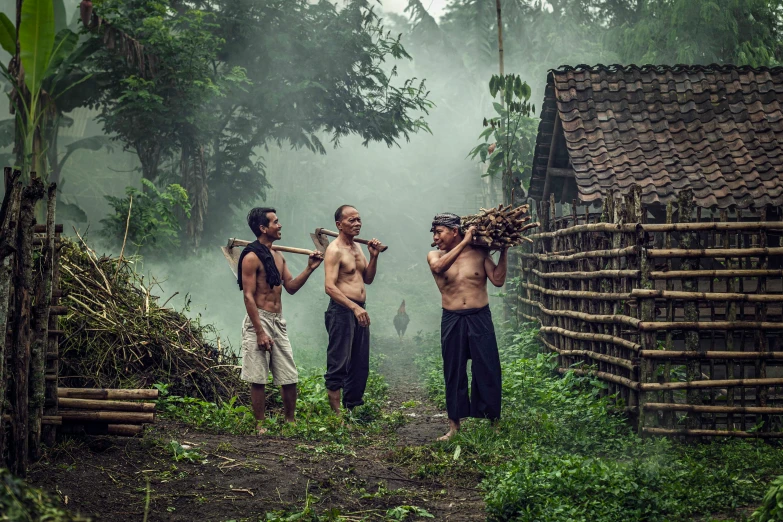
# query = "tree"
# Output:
<box><xmin>86</xmin><ymin>0</ymin><xmax>433</xmax><ymax>248</ymax></box>
<box><xmin>469</xmin><ymin>74</ymin><xmax>536</xmax><ymax>204</ymax></box>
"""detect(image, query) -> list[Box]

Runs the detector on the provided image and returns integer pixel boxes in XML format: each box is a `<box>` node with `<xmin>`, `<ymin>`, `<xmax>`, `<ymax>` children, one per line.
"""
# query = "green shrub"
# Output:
<box><xmin>415</xmin><ymin>325</ymin><xmax>783</xmax><ymax>522</ymax></box>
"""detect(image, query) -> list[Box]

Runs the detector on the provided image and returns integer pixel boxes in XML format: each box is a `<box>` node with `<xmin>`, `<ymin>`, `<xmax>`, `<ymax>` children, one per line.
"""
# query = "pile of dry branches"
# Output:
<box><xmin>463</xmin><ymin>204</ymin><xmax>539</xmax><ymax>249</ymax></box>
<box><xmin>58</xmin><ymin>235</ymin><xmax>245</xmax><ymax>402</ymax></box>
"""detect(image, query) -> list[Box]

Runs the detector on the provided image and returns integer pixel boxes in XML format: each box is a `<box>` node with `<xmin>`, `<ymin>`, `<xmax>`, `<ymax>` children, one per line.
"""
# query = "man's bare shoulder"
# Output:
<box><xmin>427</xmin><ymin>250</ymin><xmax>443</xmax><ymax>261</ymax></box>
<box><xmin>242</xmin><ymin>251</ymin><xmax>260</xmax><ymax>269</ymax></box>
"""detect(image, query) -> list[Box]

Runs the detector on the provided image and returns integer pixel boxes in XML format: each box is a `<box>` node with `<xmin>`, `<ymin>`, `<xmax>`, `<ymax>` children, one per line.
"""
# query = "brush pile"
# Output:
<box><xmin>58</xmin><ymin>236</ymin><xmax>246</xmax><ymax>403</ymax></box>
<box><xmin>463</xmin><ymin>204</ymin><xmax>539</xmax><ymax>249</ymax></box>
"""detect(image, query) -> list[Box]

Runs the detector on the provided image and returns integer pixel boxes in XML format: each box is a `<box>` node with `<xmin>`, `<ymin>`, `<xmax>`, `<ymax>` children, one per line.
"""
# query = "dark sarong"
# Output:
<box><xmin>441</xmin><ymin>305</ymin><xmax>501</xmax><ymax>420</ymax></box>
<box><xmin>324</xmin><ymin>299</ymin><xmax>370</xmax><ymax>409</ymax></box>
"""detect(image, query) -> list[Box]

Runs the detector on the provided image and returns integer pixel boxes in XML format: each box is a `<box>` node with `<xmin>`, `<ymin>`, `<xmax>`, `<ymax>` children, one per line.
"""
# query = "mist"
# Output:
<box><xmin>2</xmin><ymin>0</ymin><xmax>778</xmax><ymax>366</ymax></box>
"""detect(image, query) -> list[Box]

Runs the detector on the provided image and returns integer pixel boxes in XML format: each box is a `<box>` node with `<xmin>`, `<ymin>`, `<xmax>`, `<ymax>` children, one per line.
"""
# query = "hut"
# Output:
<box><xmin>519</xmin><ymin>64</ymin><xmax>783</xmax><ymax>438</ymax></box>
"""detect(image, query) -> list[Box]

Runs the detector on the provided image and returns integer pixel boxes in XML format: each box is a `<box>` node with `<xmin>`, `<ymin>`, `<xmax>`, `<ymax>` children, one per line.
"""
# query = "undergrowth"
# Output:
<box><xmin>0</xmin><ymin>468</ymin><xmax>88</xmax><ymax>521</ymax></box>
<box><xmin>156</xmin><ymin>357</ymin><xmax>404</xmax><ymax>443</ymax></box>
<box><xmin>411</xmin><ymin>326</ymin><xmax>783</xmax><ymax>522</ymax></box>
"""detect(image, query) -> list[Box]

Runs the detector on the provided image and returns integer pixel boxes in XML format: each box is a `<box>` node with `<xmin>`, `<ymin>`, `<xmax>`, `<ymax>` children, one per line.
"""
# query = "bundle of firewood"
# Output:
<box><xmin>464</xmin><ymin>204</ymin><xmax>539</xmax><ymax>249</ymax></box>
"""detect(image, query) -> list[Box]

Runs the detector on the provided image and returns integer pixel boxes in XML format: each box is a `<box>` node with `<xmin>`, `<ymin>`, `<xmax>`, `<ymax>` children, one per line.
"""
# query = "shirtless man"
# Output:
<box><xmin>323</xmin><ymin>205</ymin><xmax>383</xmax><ymax>414</ymax></box>
<box><xmin>426</xmin><ymin>212</ymin><xmax>507</xmax><ymax>441</ymax></box>
<box><xmin>238</xmin><ymin>207</ymin><xmax>323</xmax><ymax>434</ymax></box>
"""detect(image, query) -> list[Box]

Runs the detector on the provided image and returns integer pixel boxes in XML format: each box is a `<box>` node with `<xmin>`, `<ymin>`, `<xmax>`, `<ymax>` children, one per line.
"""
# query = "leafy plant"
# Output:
<box><xmin>413</xmin><ymin>325</ymin><xmax>783</xmax><ymax>521</ymax></box>
<box><xmin>100</xmin><ymin>179</ymin><xmax>191</xmax><ymax>255</ymax></box>
<box><xmin>167</xmin><ymin>440</ymin><xmax>206</xmax><ymax>464</ymax></box>
<box><xmin>751</xmin><ymin>475</ymin><xmax>783</xmax><ymax>522</ymax></box>
<box><xmin>386</xmin><ymin>505</ymin><xmax>434</xmax><ymax>520</ymax></box>
<box><xmin>469</xmin><ymin>73</ymin><xmax>537</xmax><ymax>203</ymax></box>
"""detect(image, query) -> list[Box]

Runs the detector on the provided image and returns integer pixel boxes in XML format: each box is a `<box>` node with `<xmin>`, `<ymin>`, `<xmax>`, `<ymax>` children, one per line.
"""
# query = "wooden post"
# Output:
<box><xmin>43</xmin><ymin>228</ymin><xmax>62</xmax><ymax>446</ymax></box>
<box><xmin>677</xmin><ymin>190</ymin><xmax>700</xmax><ymax>432</ymax></box>
<box><xmin>663</xmin><ymin>202</ymin><xmax>675</xmax><ymax>429</ymax></box>
<box><xmin>0</xmin><ymin>168</ymin><xmax>23</xmax><ymax>457</ymax></box>
<box><xmin>635</xmin><ymin>187</ymin><xmax>654</xmax><ymax>433</ymax></box>
<box><xmin>11</xmin><ymin>176</ymin><xmax>45</xmax><ymax>475</ymax></box>
<box><xmin>756</xmin><ymin>206</ymin><xmax>769</xmax><ymax>432</ymax></box>
<box><xmin>29</xmin><ymin>183</ymin><xmax>56</xmax><ymax>459</ymax></box>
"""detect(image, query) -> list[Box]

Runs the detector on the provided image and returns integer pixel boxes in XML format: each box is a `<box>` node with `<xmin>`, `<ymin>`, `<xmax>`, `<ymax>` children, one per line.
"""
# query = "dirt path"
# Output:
<box><xmin>28</xmin><ymin>337</ymin><xmax>485</xmax><ymax>521</ymax></box>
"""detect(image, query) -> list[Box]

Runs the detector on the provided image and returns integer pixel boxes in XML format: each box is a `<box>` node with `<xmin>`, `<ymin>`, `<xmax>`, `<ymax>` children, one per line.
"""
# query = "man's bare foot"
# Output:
<box><xmin>255</xmin><ymin>424</ymin><xmax>268</xmax><ymax>435</ymax></box>
<box><xmin>437</xmin><ymin>429</ymin><xmax>458</xmax><ymax>441</ymax></box>
<box><xmin>436</xmin><ymin>418</ymin><xmax>460</xmax><ymax>441</ymax></box>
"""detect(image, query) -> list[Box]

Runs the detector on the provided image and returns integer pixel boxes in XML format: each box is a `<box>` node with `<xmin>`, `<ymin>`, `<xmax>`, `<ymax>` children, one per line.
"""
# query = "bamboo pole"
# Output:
<box><xmin>519</xmin><ymin>296</ymin><xmax>642</xmax><ymax>328</ymax></box>
<box><xmin>59</xmin><ymin>411</ymin><xmax>154</xmax><ymax>424</ymax></box>
<box><xmin>108</xmin><ymin>424</ymin><xmax>143</xmax><ymax>436</ymax></box>
<box><xmin>517</xmin><ymin>245</ymin><xmax>638</xmax><ymax>262</ymax></box>
<box><xmin>523</xmin><ymin>267</ymin><xmax>640</xmax><ymax>280</ymax></box>
<box><xmin>557</xmin><ymin>367</ymin><xmax>641</xmax><ymax>390</ymax></box>
<box><xmin>642</xmin><ymin>427</ymin><xmax>783</xmax><ymax>438</ymax></box>
<box><xmin>520</xmin><ymin>281</ymin><xmax>631</xmax><ymax>300</ymax></box>
<box><xmin>543</xmin><ymin>342</ymin><xmax>636</xmax><ymax>371</ymax></box>
<box><xmin>640</xmin><ymin>350</ymin><xmax>783</xmax><ymax>360</ymax></box>
<box><xmin>650</xmin><ymin>269</ymin><xmax>783</xmax><ymax>279</ymax></box>
<box><xmin>643</xmin><ymin>403</ymin><xmax>783</xmax><ymax>414</ymax></box>
<box><xmin>638</xmin><ymin>321</ymin><xmax>783</xmax><ymax>331</ymax></box>
<box><xmin>0</xmin><ymin>169</ymin><xmax>22</xmax><ymax>458</ymax></box>
<box><xmin>539</xmin><ymin>326</ymin><xmax>640</xmax><ymax>351</ymax></box>
<box><xmin>11</xmin><ymin>176</ymin><xmax>46</xmax><ymax>476</ymax></box>
<box><xmin>631</xmin><ymin>288</ymin><xmax>783</xmax><ymax>302</ymax></box>
<box><xmin>58</xmin><ymin>388</ymin><xmax>160</xmax><ymax>400</ymax></box>
<box><xmin>29</xmin><ymin>183</ymin><xmax>57</xmax><ymax>460</ymax></box>
<box><xmin>647</xmin><ymin>247</ymin><xmax>783</xmax><ymax>258</ymax></box>
<box><xmin>2</xmin><ymin>415</ymin><xmax>61</xmax><ymax>425</ymax></box>
<box><xmin>528</xmin><ymin>221</ymin><xmax>783</xmax><ymax>239</ymax></box>
<box><xmin>640</xmin><ymin>377</ymin><xmax>783</xmax><ymax>391</ymax></box>
<box><xmin>58</xmin><ymin>398</ymin><xmax>157</xmax><ymax>412</ymax></box>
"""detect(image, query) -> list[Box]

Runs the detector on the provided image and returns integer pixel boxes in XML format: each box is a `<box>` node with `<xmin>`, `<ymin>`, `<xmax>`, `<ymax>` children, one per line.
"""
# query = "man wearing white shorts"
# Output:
<box><xmin>238</xmin><ymin>207</ymin><xmax>323</xmax><ymax>434</ymax></box>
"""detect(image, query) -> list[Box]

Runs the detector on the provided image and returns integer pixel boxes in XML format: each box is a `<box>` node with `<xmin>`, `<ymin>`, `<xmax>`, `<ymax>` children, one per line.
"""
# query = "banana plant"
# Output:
<box><xmin>0</xmin><ymin>0</ymin><xmax>94</xmax><ymax>180</ymax></box>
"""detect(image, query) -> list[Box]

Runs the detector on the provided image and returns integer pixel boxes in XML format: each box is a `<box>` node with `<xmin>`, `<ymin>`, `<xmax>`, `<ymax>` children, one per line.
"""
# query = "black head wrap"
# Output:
<box><xmin>430</xmin><ymin>212</ymin><xmax>462</xmax><ymax>233</ymax></box>
<box><xmin>237</xmin><ymin>241</ymin><xmax>282</xmax><ymax>290</ymax></box>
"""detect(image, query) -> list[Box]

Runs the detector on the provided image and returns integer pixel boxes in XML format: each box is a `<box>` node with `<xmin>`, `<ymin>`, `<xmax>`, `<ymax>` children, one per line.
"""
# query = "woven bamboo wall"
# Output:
<box><xmin>518</xmin><ymin>186</ymin><xmax>783</xmax><ymax>438</ymax></box>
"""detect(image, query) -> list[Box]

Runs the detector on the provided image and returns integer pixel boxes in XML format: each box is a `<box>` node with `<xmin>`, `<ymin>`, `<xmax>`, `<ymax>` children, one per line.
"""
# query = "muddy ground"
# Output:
<box><xmin>28</xmin><ymin>338</ymin><xmax>486</xmax><ymax>521</ymax></box>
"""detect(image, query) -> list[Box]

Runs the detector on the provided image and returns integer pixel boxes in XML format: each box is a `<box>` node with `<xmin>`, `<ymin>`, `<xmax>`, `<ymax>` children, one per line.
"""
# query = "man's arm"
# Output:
<box><xmin>427</xmin><ymin>227</ymin><xmax>476</xmax><ymax>275</ymax></box>
<box><xmin>324</xmin><ymin>246</ymin><xmax>370</xmax><ymax>326</ymax></box>
<box><xmin>241</xmin><ymin>253</ymin><xmax>273</xmax><ymax>351</ymax></box>
<box><xmin>362</xmin><ymin>239</ymin><xmax>382</xmax><ymax>284</ymax></box>
<box><xmin>282</xmin><ymin>252</ymin><xmax>323</xmax><ymax>295</ymax></box>
<box><xmin>484</xmin><ymin>248</ymin><xmax>509</xmax><ymax>287</ymax></box>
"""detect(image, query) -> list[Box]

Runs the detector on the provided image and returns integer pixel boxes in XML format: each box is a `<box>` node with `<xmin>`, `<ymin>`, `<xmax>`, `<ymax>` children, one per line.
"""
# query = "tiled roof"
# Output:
<box><xmin>529</xmin><ymin>64</ymin><xmax>783</xmax><ymax>208</ymax></box>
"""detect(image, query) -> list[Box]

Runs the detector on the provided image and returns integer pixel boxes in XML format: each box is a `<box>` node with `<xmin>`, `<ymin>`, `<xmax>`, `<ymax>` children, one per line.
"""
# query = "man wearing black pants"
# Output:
<box><xmin>427</xmin><ymin>213</ymin><xmax>507</xmax><ymax>441</ymax></box>
<box><xmin>323</xmin><ymin>205</ymin><xmax>383</xmax><ymax>413</ymax></box>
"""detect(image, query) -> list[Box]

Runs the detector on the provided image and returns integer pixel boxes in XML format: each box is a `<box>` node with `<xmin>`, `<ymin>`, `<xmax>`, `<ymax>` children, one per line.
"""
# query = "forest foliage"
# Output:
<box><xmin>3</xmin><ymin>0</ymin><xmax>781</xmax><ymax>255</ymax></box>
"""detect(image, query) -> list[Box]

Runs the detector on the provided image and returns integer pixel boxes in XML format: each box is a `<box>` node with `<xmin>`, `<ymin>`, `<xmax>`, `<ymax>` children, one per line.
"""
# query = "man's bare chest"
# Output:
<box><xmin>442</xmin><ymin>255</ymin><xmax>485</xmax><ymax>284</ymax></box>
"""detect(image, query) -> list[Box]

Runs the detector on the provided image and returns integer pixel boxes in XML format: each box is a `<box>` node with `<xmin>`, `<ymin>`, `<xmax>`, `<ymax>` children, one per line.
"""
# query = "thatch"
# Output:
<box><xmin>57</xmin><ymin>236</ymin><xmax>245</xmax><ymax>402</ymax></box>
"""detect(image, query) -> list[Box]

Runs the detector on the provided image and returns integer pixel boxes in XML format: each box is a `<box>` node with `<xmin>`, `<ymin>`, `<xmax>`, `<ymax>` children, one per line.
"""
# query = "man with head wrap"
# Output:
<box><xmin>427</xmin><ymin>212</ymin><xmax>507</xmax><ymax>441</ymax></box>
<box><xmin>238</xmin><ymin>207</ymin><xmax>324</xmax><ymax>434</ymax></box>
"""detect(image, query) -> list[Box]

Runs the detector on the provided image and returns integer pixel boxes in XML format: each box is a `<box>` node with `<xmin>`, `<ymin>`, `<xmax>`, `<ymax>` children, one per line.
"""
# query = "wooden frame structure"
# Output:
<box><xmin>518</xmin><ymin>187</ymin><xmax>783</xmax><ymax>437</ymax></box>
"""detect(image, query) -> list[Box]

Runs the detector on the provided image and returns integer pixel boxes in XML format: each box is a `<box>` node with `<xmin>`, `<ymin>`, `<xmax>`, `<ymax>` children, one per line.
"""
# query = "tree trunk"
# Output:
<box><xmin>11</xmin><ymin>176</ymin><xmax>45</xmax><ymax>476</ymax></box>
<box><xmin>136</xmin><ymin>141</ymin><xmax>162</xmax><ymax>184</ymax></box>
<box><xmin>181</xmin><ymin>142</ymin><xmax>208</xmax><ymax>249</ymax></box>
<box><xmin>0</xmin><ymin>168</ymin><xmax>23</xmax><ymax>459</ymax></box>
<box><xmin>29</xmin><ymin>183</ymin><xmax>56</xmax><ymax>460</ymax></box>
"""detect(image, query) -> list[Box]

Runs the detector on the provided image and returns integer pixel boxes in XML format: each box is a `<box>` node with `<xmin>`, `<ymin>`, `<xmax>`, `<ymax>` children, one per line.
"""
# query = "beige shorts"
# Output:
<box><xmin>240</xmin><ymin>309</ymin><xmax>298</xmax><ymax>386</ymax></box>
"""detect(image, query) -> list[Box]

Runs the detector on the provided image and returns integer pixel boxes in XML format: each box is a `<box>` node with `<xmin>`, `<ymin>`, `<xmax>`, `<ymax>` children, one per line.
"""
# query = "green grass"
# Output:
<box><xmin>155</xmin><ymin>355</ymin><xmax>403</xmax><ymax>443</ymax></box>
<box><xmin>412</xmin><ymin>325</ymin><xmax>783</xmax><ymax>522</ymax></box>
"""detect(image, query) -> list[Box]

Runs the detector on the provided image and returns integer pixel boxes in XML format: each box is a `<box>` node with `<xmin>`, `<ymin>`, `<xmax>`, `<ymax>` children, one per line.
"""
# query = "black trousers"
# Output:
<box><xmin>441</xmin><ymin>305</ymin><xmax>502</xmax><ymax>421</ymax></box>
<box><xmin>324</xmin><ymin>299</ymin><xmax>370</xmax><ymax>409</ymax></box>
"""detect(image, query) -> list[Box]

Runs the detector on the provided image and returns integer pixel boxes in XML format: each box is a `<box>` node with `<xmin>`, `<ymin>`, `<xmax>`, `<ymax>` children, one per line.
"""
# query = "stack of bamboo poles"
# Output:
<box><xmin>463</xmin><ymin>204</ymin><xmax>539</xmax><ymax>249</ymax></box>
<box><xmin>56</xmin><ymin>388</ymin><xmax>158</xmax><ymax>437</ymax></box>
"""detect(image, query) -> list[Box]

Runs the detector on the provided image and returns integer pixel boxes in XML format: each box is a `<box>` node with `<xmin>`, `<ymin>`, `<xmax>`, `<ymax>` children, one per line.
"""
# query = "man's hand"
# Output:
<box><xmin>464</xmin><ymin>225</ymin><xmax>477</xmax><ymax>243</ymax></box>
<box><xmin>353</xmin><ymin>307</ymin><xmax>371</xmax><ymax>327</ymax></box>
<box><xmin>257</xmin><ymin>332</ymin><xmax>273</xmax><ymax>352</ymax></box>
<box><xmin>367</xmin><ymin>238</ymin><xmax>383</xmax><ymax>258</ymax></box>
<box><xmin>308</xmin><ymin>251</ymin><xmax>324</xmax><ymax>270</ymax></box>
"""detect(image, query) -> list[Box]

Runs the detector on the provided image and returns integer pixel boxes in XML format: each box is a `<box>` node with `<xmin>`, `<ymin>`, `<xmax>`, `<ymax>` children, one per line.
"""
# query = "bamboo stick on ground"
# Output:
<box><xmin>58</xmin><ymin>398</ymin><xmax>157</xmax><ymax>412</ymax></box>
<box><xmin>58</xmin><ymin>388</ymin><xmax>159</xmax><ymax>400</ymax></box>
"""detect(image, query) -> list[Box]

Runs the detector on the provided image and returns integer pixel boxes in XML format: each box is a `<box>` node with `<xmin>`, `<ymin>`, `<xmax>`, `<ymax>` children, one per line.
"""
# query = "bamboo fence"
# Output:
<box><xmin>1</xmin><ymin>168</ymin><xmax>158</xmax><ymax>476</ymax></box>
<box><xmin>518</xmin><ymin>186</ymin><xmax>783</xmax><ymax>438</ymax></box>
